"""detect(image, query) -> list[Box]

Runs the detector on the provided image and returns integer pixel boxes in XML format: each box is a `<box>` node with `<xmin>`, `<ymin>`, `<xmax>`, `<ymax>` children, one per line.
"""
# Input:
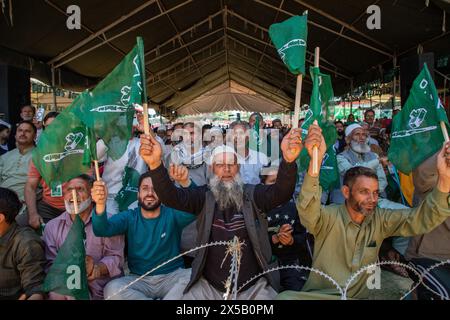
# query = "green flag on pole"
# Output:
<box><xmin>297</xmin><ymin>66</ymin><xmax>339</xmax><ymax>191</ymax></box>
<box><xmin>319</xmin><ymin>144</ymin><xmax>340</xmax><ymax>191</ymax></box>
<box><xmin>115</xmin><ymin>166</ymin><xmax>141</xmax><ymax>212</ymax></box>
<box><xmin>32</xmin><ymin>92</ymin><xmax>93</xmax><ymax>186</ymax></box>
<box><xmin>269</xmin><ymin>13</ymin><xmax>308</xmax><ymax>75</ymax></box>
<box><xmin>388</xmin><ymin>63</ymin><xmax>449</xmax><ymax>174</ymax></box>
<box><xmin>74</xmin><ymin>37</ymin><xmax>146</xmax><ymax>160</ymax></box>
<box><xmin>43</xmin><ymin>214</ymin><xmax>89</xmax><ymax>300</ymax></box>
<box><xmin>82</xmin><ymin>125</ymin><xmax>98</xmax><ymax>167</ymax></box>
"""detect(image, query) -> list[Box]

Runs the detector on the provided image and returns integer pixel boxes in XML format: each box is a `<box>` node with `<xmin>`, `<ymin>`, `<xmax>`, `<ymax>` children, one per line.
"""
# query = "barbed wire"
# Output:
<box><xmin>105</xmin><ymin>238</ymin><xmax>450</xmax><ymax>300</ymax></box>
<box><xmin>342</xmin><ymin>261</ymin><xmax>423</xmax><ymax>300</ymax></box>
<box><xmin>105</xmin><ymin>240</ymin><xmax>230</xmax><ymax>300</ymax></box>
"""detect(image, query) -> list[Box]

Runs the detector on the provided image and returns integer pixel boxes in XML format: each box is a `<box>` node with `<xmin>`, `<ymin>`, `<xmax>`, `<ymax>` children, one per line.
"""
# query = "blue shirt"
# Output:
<box><xmin>92</xmin><ymin>205</ymin><xmax>195</xmax><ymax>276</ymax></box>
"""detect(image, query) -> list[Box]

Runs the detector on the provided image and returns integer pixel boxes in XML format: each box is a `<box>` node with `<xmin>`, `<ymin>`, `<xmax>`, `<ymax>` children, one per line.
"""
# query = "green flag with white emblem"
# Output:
<box><xmin>32</xmin><ymin>92</ymin><xmax>93</xmax><ymax>186</ymax></box>
<box><xmin>269</xmin><ymin>13</ymin><xmax>308</xmax><ymax>75</ymax></box>
<box><xmin>388</xmin><ymin>64</ymin><xmax>449</xmax><ymax>174</ymax></box>
<box><xmin>74</xmin><ymin>37</ymin><xmax>146</xmax><ymax>160</ymax></box>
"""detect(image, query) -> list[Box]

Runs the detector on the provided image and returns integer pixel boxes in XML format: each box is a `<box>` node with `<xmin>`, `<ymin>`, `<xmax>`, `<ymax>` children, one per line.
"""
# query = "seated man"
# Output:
<box><xmin>230</xmin><ymin>120</ymin><xmax>269</xmax><ymax>184</ymax></box>
<box><xmin>261</xmin><ymin>167</ymin><xmax>310</xmax><ymax>292</ymax></box>
<box><xmin>92</xmin><ymin>170</ymin><xmax>196</xmax><ymax>300</ymax></box>
<box><xmin>336</xmin><ymin>123</ymin><xmax>387</xmax><ymax>203</ymax></box>
<box><xmin>278</xmin><ymin>123</ymin><xmax>450</xmax><ymax>300</ymax></box>
<box><xmin>0</xmin><ymin>121</ymin><xmax>36</xmax><ymax>202</ymax></box>
<box><xmin>43</xmin><ymin>175</ymin><xmax>124</xmax><ymax>300</ymax></box>
<box><xmin>0</xmin><ymin>188</ymin><xmax>46</xmax><ymax>300</ymax></box>
<box><xmin>170</xmin><ymin>122</ymin><xmax>208</xmax><ymax>186</ymax></box>
<box><xmin>139</xmin><ymin>127</ymin><xmax>302</xmax><ymax>300</ymax></box>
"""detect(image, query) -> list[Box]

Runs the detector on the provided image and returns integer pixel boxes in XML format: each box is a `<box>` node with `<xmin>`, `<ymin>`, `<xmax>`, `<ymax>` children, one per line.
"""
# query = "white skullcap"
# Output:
<box><xmin>0</xmin><ymin>119</ymin><xmax>11</xmax><ymax>129</ymax></box>
<box><xmin>345</xmin><ymin>123</ymin><xmax>362</xmax><ymax>137</ymax></box>
<box><xmin>208</xmin><ymin>145</ymin><xmax>238</xmax><ymax>165</ymax></box>
<box><xmin>157</xmin><ymin>124</ymin><xmax>166</xmax><ymax>131</ymax></box>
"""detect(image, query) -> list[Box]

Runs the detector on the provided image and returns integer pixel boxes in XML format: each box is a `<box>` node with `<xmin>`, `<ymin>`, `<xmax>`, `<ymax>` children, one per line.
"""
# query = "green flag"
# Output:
<box><xmin>297</xmin><ymin>67</ymin><xmax>338</xmax><ymax>191</ymax></box>
<box><xmin>82</xmin><ymin>126</ymin><xmax>98</xmax><ymax>167</ymax></box>
<box><xmin>74</xmin><ymin>37</ymin><xmax>146</xmax><ymax>160</ymax></box>
<box><xmin>388</xmin><ymin>63</ymin><xmax>449</xmax><ymax>174</ymax></box>
<box><xmin>114</xmin><ymin>166</ymin><xmax>141</xmax><ymax>212</ymax></box>
<box><xmin>269</xmin><ymin>14</ymin><xmax>308</xmax><ymax>75</ymax></box>
<box><xmin>32</xmin><ymin>93</ymin><xmax>93</xmax><ymax>186</ymax></box>
<box><xmin>319</xmin><ymin>145</ymin><xmax>340</xmax><ymax>191</ymax></box>
<box><xmin>43</xmin><ymin>214</ymin><xmax>89</xmax><ymax>300</ymax></box>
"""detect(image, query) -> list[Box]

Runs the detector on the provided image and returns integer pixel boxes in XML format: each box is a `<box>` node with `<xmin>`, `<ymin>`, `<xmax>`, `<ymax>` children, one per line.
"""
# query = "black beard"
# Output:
<box><xmin>347</xmin><ymin>197</ymin><xmax>376</xmax><ymax>217</ymax></box>
<box><xmin>138</xmin><ymin>199</ymin><xmax>161</xmax><ymax>211</ymax></box>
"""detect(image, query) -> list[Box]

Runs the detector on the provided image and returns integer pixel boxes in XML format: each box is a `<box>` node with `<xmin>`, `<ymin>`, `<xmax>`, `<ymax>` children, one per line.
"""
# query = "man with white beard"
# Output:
<box><xmin>333</xmin><ymin>123</ymin><xmax>388</xmax><ymax>204</ymax></box>
<box><xmin>139</xmin><ymin>127</ymin><xmax>303</xmax><ymax>299</ymax></box>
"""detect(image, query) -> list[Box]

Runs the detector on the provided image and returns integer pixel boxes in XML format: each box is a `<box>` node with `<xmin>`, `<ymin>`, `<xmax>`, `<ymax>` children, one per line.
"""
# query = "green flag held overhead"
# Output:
<box><xmin>297</xmin><ymin>66</ymin><xmax>338</xmax><ymax>191</ymax></box>
<box><xmin>82</xmin><ymin>126</ymin><xmax>98</xmax><ymax>167</ymax></box>
<box><xmin>32</xmin><ymin>93</ymin><xmax>93</xmax><ymax>186</ymax></box>
<box><xmin>269</xmin><ymin>14</ymin><xmax>308</xmax><ymax>75</ymax></box>
<box><xmin>388</xmin><ymin>63</ymin><xmax>449</xmax><ymax>174</ymax></box>
<box><xmin>74</xmin><ymin>37</ymin><xmax>146</xmax><ymax>160</ymax></box>
<box><xmin>43</xmin><ymin>214</ymin><xmax>89</xmax><ymax>300</ymax></box>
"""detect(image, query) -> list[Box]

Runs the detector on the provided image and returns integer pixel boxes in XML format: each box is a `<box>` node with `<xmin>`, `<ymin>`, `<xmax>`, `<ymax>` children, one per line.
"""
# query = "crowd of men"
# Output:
<box><xmin>0</xmin><ymin>105</ymin><xmax>449</xmax><ymax>300</ymax></box>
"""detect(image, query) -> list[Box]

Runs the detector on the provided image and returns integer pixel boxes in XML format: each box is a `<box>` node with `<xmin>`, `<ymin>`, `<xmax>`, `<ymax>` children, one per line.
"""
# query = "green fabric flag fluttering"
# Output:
<box><xmin>82</xmin><ymin>126</ymin><xmax>98</xmax><ymax>167</ymax></box>
<box><xmin>388</xmin><ymin>63</ymin><xmax>449</xmax><ymax>174</ymax></box>
<box><xmin>74</xmin><ymin>37</ymin><xmax>146</xmax><ymax>160</ymax></box>
<box><xmin>269</xmin><ymin>14</ymin><xmax>308</xmax><ymax>75</ymax></box>
<box><xmin>43</xmin><ymin>214</ymin><xmax>90</xmax><ymax>300</ymax></box>
<box><xmin>115</xmin><ymin>166</ymin><xmax>141</xmax><ymax>212</ymax></box>
<box><xmin>297</xmin><ymin>66</ymin><xmax>339</xmax><ymax>191</ymax></box>
<box><xmin>32</xmin><ymin>93</ymin><xmax>93</xmax><ymax>186</ymax></box>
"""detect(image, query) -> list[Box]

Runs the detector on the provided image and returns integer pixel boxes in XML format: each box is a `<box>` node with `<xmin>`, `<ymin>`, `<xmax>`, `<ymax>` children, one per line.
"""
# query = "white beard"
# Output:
<box><xmin>209</xmin><ymin>174</ymin><xmax>244</xmax><ymax>211</ymax></box>
<box><xmin>65</xmin><ymin>198</ymin><xmax>92</xmax><ymax>214</ymax></box>
<box><xmin>350</xmin><ymin>140</ymin><xmax>371</xmax><ymax>154</ymax></box>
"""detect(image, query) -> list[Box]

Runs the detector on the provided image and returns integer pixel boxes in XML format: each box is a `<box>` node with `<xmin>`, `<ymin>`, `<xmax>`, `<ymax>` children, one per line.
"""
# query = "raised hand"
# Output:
<box><xmin>304</xmin><ymin>122</ymin><xmax>326</xmax><ymax>177</ymax></box>
<box><xmin>91</xmin><ymin>180</ymin><xmax>108</xmax><ymax>214</ymax></box>
<box><xmin>281</xmin><ymin>128</ymin><xmax>303</xmax><ymax>163</ymax></box>
<box><xmin>436</xmin><ymin>141</ymin><xmax>450</xmax><ymax>193</ymax></box>
<box><xmin>169</xmin><ymin>164</ymin><xmax>190</xmax><ymax>188</ymax></box>
<box><xmin>139</xmin><ymin>133</ymin><xmax>163</xmax><ymax>169</ymax></box>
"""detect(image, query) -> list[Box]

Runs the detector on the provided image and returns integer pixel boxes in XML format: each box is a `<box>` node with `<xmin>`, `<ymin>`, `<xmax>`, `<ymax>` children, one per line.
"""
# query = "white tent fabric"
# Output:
<box><xmin>176</xmin><ymin>80</ymin><xmax>288</xmax><ymax>115</ymax></box>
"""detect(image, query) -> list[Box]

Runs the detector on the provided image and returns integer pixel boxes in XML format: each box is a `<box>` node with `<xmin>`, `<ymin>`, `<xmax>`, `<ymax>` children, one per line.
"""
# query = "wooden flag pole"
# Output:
<box><xmin>312</xmin><ymin>47</ymin><xmax>320</xmax><ymax>176</ymax></box>
<box><xmin>94</xmin><ymin>160</ymin><xmax>101</xmax><ymax>181</ymax></box>
<box><xmin>143</xmin><ymin>102</ymin><xmax>151</xmax><ymax>136</ymax></box>
<box><xmin>72</xmin><ymin>189</ymin><xmax>79</xmax><ymax>215</ymax></box>
<box><xmin>292</xmin><ymin>74</ymin><xmax>303</xmax><ymax>129</ymax></box>
<box><xmin>440</xmin><ymin>121</ymin><xmax>449</xmax><ymax>142</ymax></box>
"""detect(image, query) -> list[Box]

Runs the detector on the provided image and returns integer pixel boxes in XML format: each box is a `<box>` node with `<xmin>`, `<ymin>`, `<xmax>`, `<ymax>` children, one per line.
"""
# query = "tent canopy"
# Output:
<box><xmin>1</xmin><ymin>0</ymin><xmax>449</xmax><ymax>115</ymax></box>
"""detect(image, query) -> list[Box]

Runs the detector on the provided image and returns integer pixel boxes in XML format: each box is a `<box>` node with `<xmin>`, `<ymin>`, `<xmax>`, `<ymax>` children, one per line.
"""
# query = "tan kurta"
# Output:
<box><xmin>278</xmin><ymin>174</ymin><xmax>450</xmax><ymax>300</ymax></box>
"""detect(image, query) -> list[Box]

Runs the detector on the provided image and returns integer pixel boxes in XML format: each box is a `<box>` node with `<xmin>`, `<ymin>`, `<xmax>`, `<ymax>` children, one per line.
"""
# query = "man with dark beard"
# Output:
<box><xmin>91</xmin><ymin>171</ymin><xmax>196</xmax><ymax>299</ymax></box>
<box><xmin>139</xmin><ymin>127</ymin><xmax>303</xmax><ymax>300</ymax></box>
<box><xmin>333</xmin><ymin>120</ymin><xmax>346</xmax><ymax>154</ymax></box>
<box><xmin>277</xmin><ymin>123</ymin><xmax>450</xmax><ymax>300</ymax></box>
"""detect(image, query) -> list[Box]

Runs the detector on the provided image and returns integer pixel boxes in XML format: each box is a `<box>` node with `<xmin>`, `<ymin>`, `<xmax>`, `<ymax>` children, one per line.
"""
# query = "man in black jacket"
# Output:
<box><xmin>139</xmin><ymin>128</ymin><xmax>304</xmax><ymax>300</ymax></box>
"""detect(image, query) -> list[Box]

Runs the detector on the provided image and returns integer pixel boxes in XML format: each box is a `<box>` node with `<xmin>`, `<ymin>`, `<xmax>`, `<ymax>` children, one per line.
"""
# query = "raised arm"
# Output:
<box><xmin>296</xmin><ymin>122</ymin><xmax>329</xmax><ymax>236</ymax></box>
<box><xmin>254</xmin><ymin>129</ymin><xmax>302</xmax><ymax>212</ymax></box>
<box><xmin>139</xmin><ymin>134</ymin><xmax>206</xmax><ymax>214</ymax></box>
<box><xmin>381</xmin><ymin>142</ymin><xmax>450</xmax><ymax>237</ymax></box>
